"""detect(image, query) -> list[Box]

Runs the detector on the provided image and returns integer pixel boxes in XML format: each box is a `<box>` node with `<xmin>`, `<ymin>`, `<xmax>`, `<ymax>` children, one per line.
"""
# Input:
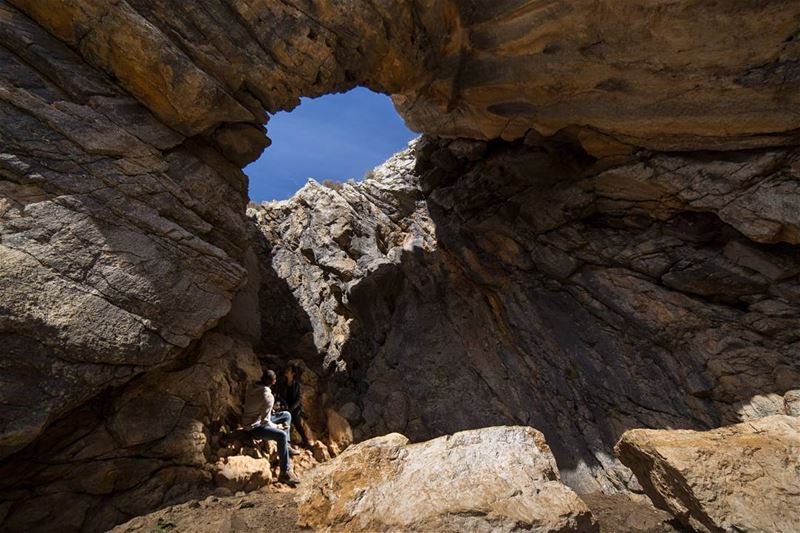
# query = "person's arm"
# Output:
<box><xmin>263</xmin><ymin>388</ymin><xmax>279</xmax><ymax>428</ymax></box>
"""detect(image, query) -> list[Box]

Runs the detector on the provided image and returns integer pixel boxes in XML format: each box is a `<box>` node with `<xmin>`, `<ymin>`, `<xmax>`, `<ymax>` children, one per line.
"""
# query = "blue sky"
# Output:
<box><xmin>245</xmin><ymin>87</ymin><xmax>418</xmax><ymax>202</ymax></box>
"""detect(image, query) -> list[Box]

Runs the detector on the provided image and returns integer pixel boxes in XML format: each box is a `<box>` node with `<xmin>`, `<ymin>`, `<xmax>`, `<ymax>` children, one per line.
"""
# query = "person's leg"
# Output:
<box><xmin>291</xmin><ymin>409</ymin><xmax>310</xmax><ymax>446</ymax></box>
<box><xmin>270</xmin><ymin>411</ymin><xmax>292</xmax><ymax>443</ymax></box>
<box><xmin>250</xmin><ymin>425</ymin><xmax>290</xmax><ymax>474</ymax></box>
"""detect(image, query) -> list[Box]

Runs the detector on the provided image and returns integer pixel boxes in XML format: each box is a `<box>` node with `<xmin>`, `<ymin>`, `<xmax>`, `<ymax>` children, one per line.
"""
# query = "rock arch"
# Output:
<box><xmin>1</xmin><ymin>1</ymin><xmax>799</xmax><ymax>531</ymax></box>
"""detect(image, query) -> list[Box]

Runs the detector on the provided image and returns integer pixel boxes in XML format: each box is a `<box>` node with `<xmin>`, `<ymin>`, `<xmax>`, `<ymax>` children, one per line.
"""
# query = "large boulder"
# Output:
<box><xmin>295</xmin><ymin>426</ymin><xmax>598</xmax><ymax>532</ymax></box>
<box><xmin>615</xmin><ymin>415</ymin><xmax>800</xmax><ymax>533</ymax></box>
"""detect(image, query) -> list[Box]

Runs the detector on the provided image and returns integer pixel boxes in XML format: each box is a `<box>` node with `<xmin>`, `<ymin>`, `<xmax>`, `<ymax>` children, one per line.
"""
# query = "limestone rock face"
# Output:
<box><xmin>616</xmin><ymin>415</ymin><xmax>800</xmax><ymax>533</ymax></box>
<box><xmin>296</xmin><ymin>426</ymin><xmax>598</xmax><ymax>533</ymax></box>
<box><xmin>251</xmin><ymin>139</ymin><xmax>800</xmax><ymax>494</ymax></box>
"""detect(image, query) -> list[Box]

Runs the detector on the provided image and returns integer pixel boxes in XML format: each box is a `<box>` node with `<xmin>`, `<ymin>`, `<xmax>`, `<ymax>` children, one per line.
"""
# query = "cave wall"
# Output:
<box><xmin>250</xmin><ymin>137</ymin><xmax>800</xmax><ymax>494</ymax></box>
<box><xmin>0</xmin><ymin>0</ymin><xmax>799</xmax><ymax>530</ymax></box>
<box><xmin>0</xmin><ymin>2</ymin><xmax>251</xmax><ymax>461</ymax></box>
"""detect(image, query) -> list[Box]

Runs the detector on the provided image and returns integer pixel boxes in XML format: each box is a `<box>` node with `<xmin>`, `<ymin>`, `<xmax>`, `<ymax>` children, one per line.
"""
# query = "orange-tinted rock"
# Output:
<box><xmin>616</xmin><ymin>416</ymin><xmax>800</xmax><ymax>533</ymax></box>
<box><xmin>296</xmin><ymin>427</ymin><xmax>598</xmax><ymax>533</ymax></box>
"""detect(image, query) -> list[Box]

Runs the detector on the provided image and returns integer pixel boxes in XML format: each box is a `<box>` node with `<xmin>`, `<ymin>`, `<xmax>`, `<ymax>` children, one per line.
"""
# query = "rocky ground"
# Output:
<box><xmin>109</xmin><ymin>416</ymin><xmax>799</xmax><ymax>533</ymax></box>
<box><xmin>109</xmin><ymin>491</ymin><xmax>306</xmax><ymax>533</ymax></box>
<box><xmin>110</xmin><ymin>490</ymin><xmax>682</xmax><ymax>533</ymax></box>
<box><xmin>111</xmin><ymin>426</ymin><xmax>684</xmax><ymax>533</ymax></box>
<box><xmin>580</xmin><ymin>494</ymin><xmax>682</xmax><ymax>533</ymax></box>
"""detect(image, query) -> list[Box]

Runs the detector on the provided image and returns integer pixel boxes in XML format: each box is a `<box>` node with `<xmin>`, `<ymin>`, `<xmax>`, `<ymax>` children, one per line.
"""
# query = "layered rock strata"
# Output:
<box><xmin>8</xmin><ymin>1</ymin><xmax>800</xmax><ymax>149</ymax></box>
<box><xmin>0</xmin><ymin>2</ymin><xmax>251</xmax><ymax>461</ymax></box>
<box><xmin>296</xmin><ymin>426</ymin><xmax>598</xmax><ymax>533</ymax></box>
<box><xmin>616</xmin><ymin>415</ymin><xmax>800</xmax><ymax>533</ymax></box>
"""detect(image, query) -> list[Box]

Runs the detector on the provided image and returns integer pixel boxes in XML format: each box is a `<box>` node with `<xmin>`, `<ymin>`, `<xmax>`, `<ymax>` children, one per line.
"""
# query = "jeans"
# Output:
<box><xmin>270</xmin><ymin>410</ymin><xmax>292</xmax><ymax>443</ymax></box>
<box><xmin>250</xmin><ymin>411</ymin><xmax>292</xmax><ymax>473</ymax></box>
<box><xmin>290</xmin><ymin>408</ymin><xmax>310</xmax><ymax>446</ymax></box>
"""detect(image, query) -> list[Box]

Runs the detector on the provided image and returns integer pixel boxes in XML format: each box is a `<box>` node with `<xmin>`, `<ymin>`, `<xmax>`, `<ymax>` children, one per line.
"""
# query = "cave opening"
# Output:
<box><xmin>244</xmin><ymin>87</ymin><xmax>416</xmax><ymax>203</ymax></box>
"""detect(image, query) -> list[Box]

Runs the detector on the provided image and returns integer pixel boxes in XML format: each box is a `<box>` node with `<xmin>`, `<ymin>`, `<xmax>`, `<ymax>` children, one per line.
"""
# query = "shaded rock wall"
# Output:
<box><xmin>0</xmin><ymin>331</ymin><xmax>260</xmax><ymax>532</ymax></box>
<box><xmin>250</xmin><ymin>138</ymin><xmax>800</xmax><ymax>494</ymax></box>
<box><xmin>1</xmin><ymin>0</ymin><xmax>800</xmax><ymax>530</ymax></box>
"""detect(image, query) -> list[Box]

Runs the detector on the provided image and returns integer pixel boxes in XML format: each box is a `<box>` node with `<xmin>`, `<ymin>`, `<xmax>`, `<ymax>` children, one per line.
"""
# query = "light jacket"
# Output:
<box><xmin>242</xmin><ymin>384</ymin><xmax>279</xmax><ymax>429</ymax></box>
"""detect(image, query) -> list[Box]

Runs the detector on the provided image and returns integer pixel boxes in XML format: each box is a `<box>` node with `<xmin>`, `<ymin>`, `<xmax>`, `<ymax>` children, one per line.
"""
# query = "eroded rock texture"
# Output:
<box><xmin>250</xmin><ymin>138</ymin><xmax>800</xmax><ymax>494</ymax></box>
<box><xmin>616</xmin><ymin>415</ymin><xmax>800</xmax><ymax>533</ymax></box>
<box><xmin>296</xmin><ymin>426</ymin><xmax>598</xmax><ymax>533</ymax></box>
<box><xmin>1</xmin><ymin>0</ymin><xmax>800</xmax><ymax>531</ymax></box>
<box><xmin>0</xmin><ymin>331</ymin><xmax>261</xmax><ymax>531</ymax></box>
<box><xmin>10</xmin><ymin>0</ymin><xmax>800</xmax><ymax>149</ymax></box>
<box><xmin>0</xmin><ymin>3</ymin><xmax>250</xmax><ymax>461</ymax></box>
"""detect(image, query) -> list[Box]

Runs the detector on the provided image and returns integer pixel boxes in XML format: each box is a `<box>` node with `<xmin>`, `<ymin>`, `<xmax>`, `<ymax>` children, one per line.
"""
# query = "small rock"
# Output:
<box><xmin>311</xmin><ymin>441</ymin><xmax>331</xmax><ymax>463</ymax></box>
<box><xmin>446</xmin><ymin>139</ymin><xmax>487</xmax><ymax>161</ymax></box>
<box><xmin>785</xmin><ymin>390</ymin><xmax>800</xmax><ymax>416</ymax></box>
<box><xmin>201</xmin><ymin>496</ymin><xmax>217</xmax><ymax>508</ymax></box>
<box><xmin>214</xmin><ymin>456</ymin><xmax>272</xmax><ymax>493</ymax></box>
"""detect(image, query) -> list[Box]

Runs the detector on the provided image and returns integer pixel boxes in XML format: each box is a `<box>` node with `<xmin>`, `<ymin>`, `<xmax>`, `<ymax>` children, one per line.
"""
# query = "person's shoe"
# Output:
<box><xmin>288</xmin><ymin>446</ymin><xmax>301</xmax><ymax>456</ymax></box>
<box><xmin>278</xmin><ymin>470</ymin><xmax>301</xmax><ymax>486</ymax></box>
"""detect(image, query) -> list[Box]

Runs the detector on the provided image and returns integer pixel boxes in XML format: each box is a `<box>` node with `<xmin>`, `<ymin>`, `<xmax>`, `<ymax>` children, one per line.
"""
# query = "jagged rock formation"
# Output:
<box><xmin>1</xmin><ymin>0</ymin><xmax>800</xmax><ymax>531</ymax></box>
<box><xmin>248</xmin><ymin>147</ymin><xmax>434</xmax><ymax>370</ymax></box>
<box><xmin>249</xmin><ymin>139</ymin><xmax>800</xmax><ymax>494</ymax></box>
<box><xmin>616</xmin><ymin>415</ymin><xmax>800</xmax><ymax>533</ymax></box>
<box><xmin>296</xmin><ymin>426</ymin><xmax>598</xmax><ymax>533</ymax></box>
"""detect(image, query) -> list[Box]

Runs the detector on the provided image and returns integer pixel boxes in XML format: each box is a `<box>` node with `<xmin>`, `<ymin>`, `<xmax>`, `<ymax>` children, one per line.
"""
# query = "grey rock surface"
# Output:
<box><xmin>250</xmin><ymin>138</ymin><xmax>800</xmax><ymax>495</ymax></box>
<box><xmin>0</xmin><ymin>3</ymin><xmax>249</xmax><ymax>462</ymax></box>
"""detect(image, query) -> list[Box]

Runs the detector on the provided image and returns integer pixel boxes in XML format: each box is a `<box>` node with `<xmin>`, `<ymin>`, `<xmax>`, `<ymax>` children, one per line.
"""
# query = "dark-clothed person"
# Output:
<box><xmin>278</xmin><ymin>364</ymin><xmax>310</xmax><ymax>447</ymax></box>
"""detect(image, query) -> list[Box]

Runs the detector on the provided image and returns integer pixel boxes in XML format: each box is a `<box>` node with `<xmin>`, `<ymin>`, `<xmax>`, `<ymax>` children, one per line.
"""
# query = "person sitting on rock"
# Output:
<box><xmin>242</xmin><ymin>369</ymin><xmax>301</xmax><ymax>485</ymax></box>
<box><xmin>278</xmin><ymin>363</ymin><xmax>311</xmax><ymax>448</ymax></box>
